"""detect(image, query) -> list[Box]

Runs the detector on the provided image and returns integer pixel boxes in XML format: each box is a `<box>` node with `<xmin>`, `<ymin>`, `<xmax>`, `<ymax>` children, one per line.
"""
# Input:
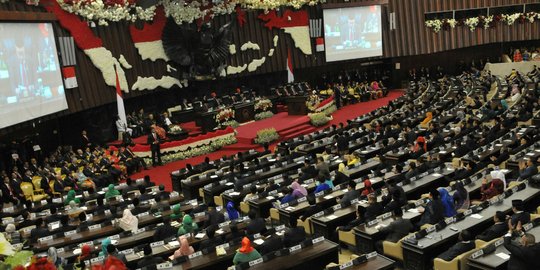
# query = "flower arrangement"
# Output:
<box><xmin>254</xmin><ymin>99</ymin><xmax>273</xmax><ymax>112</ymax></box>
<box><xmin>144</xmin><ymin>135</ymin><xmax>237</xmax><ymax>164</ymax></box>
<box><xmin>220</xmin><ymin>119</ymin><xmax>239</xmax><ymax>128</ymax></box>
<box><xmin>426</xmin><ymin>12</ymin><xmax>539</xmax><ymax>33</ymax></box>
<box><xmin>464</xmin><ymin>17</ymin><xmax>479</xmax><ymax>31</ymax></box>
<box><xmin>169</xmin><ymin>125</ymin><xmax>183</xmax><ymax>134</ymax></box>
<box><xmin>306</xmin><ymin>94</ymin><xmax>321</xmax><ymax>112</ymax></box>
<box><xmin>56</xmin><ymin>0</ymin><xmax>157</xmax><ymax>26</ymax></box>
<box><xmin>254</xmin><ymin>128</ymin><xmax>279</xmax><ymax>144</ymax></box>
<box><xmin>501</xmin><ymin>13</ymin><xmax>521</xmax><ymax>25</ymax></box>
<box><xmin>425</xmin><ymin>19</ymin><xmax>444</xmax><ymax>33</ymax></box>
<box><xmin>309</xmin><ymin>112</ymin><xmax>330</xmax><ymax>127</ymax></box>
<box><xmin>162</xmin><ymin>0</ymin><xmax>237</xmax><ymax>25</ymax></box>
<box><xmin>215</xmin><ymin>108</ymin><xmax>235</xmax><ymax>123</ymax></box>
<box><xmin>255</xmin><ymin>111</ymin><xmax>274</xmax><ymax>120</ymax></box>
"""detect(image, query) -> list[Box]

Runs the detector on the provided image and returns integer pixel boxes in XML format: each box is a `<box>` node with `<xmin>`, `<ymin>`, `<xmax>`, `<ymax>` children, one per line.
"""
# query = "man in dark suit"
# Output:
<box><xmin>199</xmin><ymin>227</ymin><xmax>224</xmax><ymax>252</ymax></box>
<box><xmin>510</xmin><ymin>200</ymin><xmax>530</xmax><ymax>229</ymax></box>
<box><xmin>258</xmin><ymin>235</ymin><xmax>283</xmax><ymax>255</ymax></box>
<box><xmin>437</xmin><ymin>230</ymin><xmax>475</xmax><ymax>261</ymax></box>
<box><xmin>476</xmin><ymin>211</ymin><xmax>508</xmax><ymax>242</ymax></box>
<box><xmin>81</xmin><ymin>130</ymin><xmax>92</xmax><ymax>149</ymax></box>
<box><xmin>137</xmin><ymin>245</ymin><xmax>164</xmax><ymax>268</ymax></box>
<box><xmin>29</xmin><ymin>218</ymin><xmax>50</xmax><ymax>244</ymax></box>
<box><xmin>376</xmin><ymin>208</ymin><xmax>413</xmax><ymax>253</ymax></box>
<box><xmin>246</xmin><ymin>210</ymin><xmax>266</xmax><ymax>236</ymax></box>
<box><xmin>338</xmin><ymin>181</ymin><xmax>359</xmax><ymax>205</ymax></box>
<box><xmin>364</xmin><ymin>194</ymin><xmax>383</xmax><ymax>221</ymax></box>
<box><xmin>504</xmin><ymin>232</ymin><xmax>540</xmax><ymax>270</ymax></box>
<box><xmin>203</xmin><ymin>203</ymin><xmax>225</xmax><ymax>229</ymax></box>
<box><xmin>283</xmin><ymin>218</ymin><xmax>306</xmax><ymax>248</ymax></box>
<box><xmin>153</xmin><ymin>216</ymin><xmax>177</xmax><ymax>241</ymax></box>
<box><xmin>147</xmin><ymin>127</ymin><xmax>162</xmax><ymax>166</ymax></box>
<box><xmin>300</xmin><ymin>195</ymin><xmax>322</xmax><ymax>221</ymax></box>
<box><xmin>518</xmin><ymin>159</ymin><xmax>538</xmax><ymax>180</ymax></box>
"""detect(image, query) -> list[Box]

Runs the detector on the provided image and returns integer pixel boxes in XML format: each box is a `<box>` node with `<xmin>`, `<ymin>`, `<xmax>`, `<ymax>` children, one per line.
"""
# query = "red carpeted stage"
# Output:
<box><xmin>130</xmin><ymin>90</ymin><xmax>404</xmax><ymax>190</ymax></box>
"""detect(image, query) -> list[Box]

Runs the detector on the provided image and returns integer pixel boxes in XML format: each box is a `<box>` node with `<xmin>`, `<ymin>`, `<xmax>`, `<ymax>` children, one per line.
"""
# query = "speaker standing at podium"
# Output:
<box><xmin>147</xmin><ymin>127</ymin><xmax>162</xmax><ymax>166</ymax></box>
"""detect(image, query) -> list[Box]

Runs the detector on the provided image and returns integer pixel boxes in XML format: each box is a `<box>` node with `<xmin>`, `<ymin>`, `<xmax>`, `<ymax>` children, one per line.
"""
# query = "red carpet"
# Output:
<box><xmin>130</xmin><ymin>90</ymin><xmax>403</xmax><ymax>191</ymax></box>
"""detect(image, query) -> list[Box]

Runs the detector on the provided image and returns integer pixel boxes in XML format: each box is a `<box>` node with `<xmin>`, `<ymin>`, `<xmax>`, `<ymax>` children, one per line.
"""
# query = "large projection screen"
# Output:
<box><xmin>323</xmin><ymin>5</ymin><xmax>383</xmax><ymax>62</ymax></box>
<box><xmin>0</xmin><ymin>22</ymin><xmax>67</xmax><ymax>128</ymax></box>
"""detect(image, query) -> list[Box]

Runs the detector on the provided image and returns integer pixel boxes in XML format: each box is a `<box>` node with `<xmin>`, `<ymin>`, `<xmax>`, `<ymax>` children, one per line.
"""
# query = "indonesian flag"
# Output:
<box><xmin>259</xmin><ymin>10</ymin><xmax>312</xmax><ymax>55</ymax></box>
<box><xmin>61</xmin><ymin>66</ymin><xmax>78</xmax><ymax>89</ymax></box>
<box><xmin>287</xmin><ymin>49</ymin><xmax>294</xmax><ymax>83</ymax></box>
<box><xmin>316</xmin><ymin>37</ymin><xmax>325</xmax><ymax>52</ymax></box>
<box><xmin>114</xmin><ymin>65</ymin><xmax>127</xmax><ymax>126</ymax></box>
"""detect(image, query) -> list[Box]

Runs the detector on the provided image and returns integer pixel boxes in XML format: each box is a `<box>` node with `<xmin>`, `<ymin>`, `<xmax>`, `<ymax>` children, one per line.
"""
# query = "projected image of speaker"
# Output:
<box><xmin>323</xmin><ymin>5</ymin><xmax>383</xmax><ymax>62</ymax></box>
<box><xmin>0</xmin><ymin>22</ymin><xmax>68</xmax><ymax>128</ymax></box>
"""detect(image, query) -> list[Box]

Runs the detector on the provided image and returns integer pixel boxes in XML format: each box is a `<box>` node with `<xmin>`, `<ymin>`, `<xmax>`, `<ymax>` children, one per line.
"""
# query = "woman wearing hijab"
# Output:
<box><xmin>233</xmin><ymin>237</ymin><xmax>262</xmax><ymax>265</ymax></box>
<box><xmin>452</xmin><ymin>181</ymin><xmax>470</xmax><ymax>211</ymax></box>
<box><xmin>64</xmin><ymin>189</ymin><xmax>80</xmax><ymax>205</ymax></box>
<box><xmin>4</xmin><ymin>224</ymin><xmax>20</xmax><ymax>244</ymax></box>
<box><xmin>118</xmin><ymin>209</ymin><xmax>138</xmax><ymax>232</ymax></box>
<box><xmin>420</xmin><ymin>112</ymin><xmax>433</xmax><ymax>127</ymax></box>
<box><xmin>48</xmin><ymin>247</ymin><xmax>66</xmax><ymax>267</ymax></box>
<box><xmin>170</xmin><ymin>235</ymin><xmax>194</xmax><ymax>259</ymax></box>
<box><xmin>177</xmin><ymin>215</ymin><xmax>198</xmax><ymax>236</ymax></box>
<box><xmin>226</xmin><ymin>201</ymin><xmax>240</xmax><ymax>221</ymax></box>
<box><xmin>438</xmin><ymin>188</ymin><xmax>457</xmax><ymax>217</ymax></box>
<box><xmin>99</xmin><ymin>237</ymin><xmax>112</xmax><ymax>256</ymax></box>
<box><xmin>480</xmin><ymin>176</ymin><xmax>504</xmax><ymax>201</ymax></box>
<box><xmin>291</xmin><ymin>181</ymin><xmax>307</xmax><ymax>198</ymax></box>
<box><xmin>490</xmin><ymin>170</ymin><xmax>507</xmax><ymax>189</ymax></box>
<box><xmin>105</xmin><ymin>184</ymin><xmax>120</xmax><ymax>199</ymax></box>
<box><xmin>76</xmin><ymin>244</ymin><xmax>92</xmax><ymax>268</ymax></box>
<box><xmin>170</xmin><ymin>204</ymin><xmax>183</xmax><ymax>221</ymax></box>
<box><xmin>361</xmin><ymin>179</ymin><xmax>374</xmax><ymax>196</ymax></box>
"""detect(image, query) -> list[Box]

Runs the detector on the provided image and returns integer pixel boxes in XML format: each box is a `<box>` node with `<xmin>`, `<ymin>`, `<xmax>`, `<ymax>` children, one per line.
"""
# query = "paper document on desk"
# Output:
<box><xmin>195</xmin><ymin>233</ymin><xmax>206</xmax><ymax>239</ymax></box>
<box><xmin>408</xmin><ymin>208</ymin><xmax>419</xmax><ymax>213</ymax></box>
<box><xmin>433</xmin><ymin>173</ymin><xmax>442</xmax><ymax>177</ymax></box>
<box><xmin>324</xmin><ymin>195</ymin><xmax>333</xmax><ymax>200</ymax></box>
<box><xmin>253</xmin><ymin>239</ymin><xmax>265</xmax><ymax>245</ymax></box>
<box><xmin>470</xmin><ymin>214</ymin><xmax>483</xmax><ymax>219</ymax></box>
<box><xmin>495</xmin><ymin>252</ymin><xmax>510</xmax><ymax>260</ymax></box>
<box><xmin>327</xmin><ymin>215</ymin><xmax>338</xmax><ymax>220</ymax></box>
<box><xmin>216</xmin><ymin>229</ymin><xmax>225</xmax><ymax>234</ymax></box>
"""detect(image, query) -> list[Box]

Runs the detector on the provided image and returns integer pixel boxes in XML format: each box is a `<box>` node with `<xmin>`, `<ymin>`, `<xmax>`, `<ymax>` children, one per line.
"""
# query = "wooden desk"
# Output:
<box><xmin>249</xmin><ymin>240</ymin><xmax>339</xmax><ymax>270</ymax></box>
<box><xmin>348</xmin><ymin>254</ymin><xmax>395</xmax><ymax>270</ymax></box>
<box><xmin>401</xmin><ymin>186</ymin><xmax>540</xmax><ymax>270</ymax></box>
<box><xmin>467</xmin><ymin>226</ymin><xmax>540</xmax><ymax>270</ymax></box>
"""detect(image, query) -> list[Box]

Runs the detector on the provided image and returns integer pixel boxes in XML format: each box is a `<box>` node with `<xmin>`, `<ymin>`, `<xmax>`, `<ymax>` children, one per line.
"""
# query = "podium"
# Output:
<box><xmin>285</xmin><ymin>96</ymin><xmax>308</xmax><ymax>115</ymax></box>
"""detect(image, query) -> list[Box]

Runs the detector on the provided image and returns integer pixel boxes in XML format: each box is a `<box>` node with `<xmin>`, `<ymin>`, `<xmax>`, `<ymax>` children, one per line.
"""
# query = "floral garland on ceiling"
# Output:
<box><xmin>425</xmin><ymin>12</ymin><xmax>540</xmax><ymax>33</ymax></box>
<box><xmin>56</xmin><ymin>0</ymin><xmax>156</xmax><ymax>26</ymax></box>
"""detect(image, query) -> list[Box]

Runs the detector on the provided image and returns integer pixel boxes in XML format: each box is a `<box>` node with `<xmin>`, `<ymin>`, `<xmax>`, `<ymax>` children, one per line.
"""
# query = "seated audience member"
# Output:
<box><xmin>283</xmin><ymin>218</ymin><xmax>306</xmax><ymax>248</ymax></box>
<box><xmin>452</xmin><ymin>181</ymin><xmax>470</xmax><ymax>212</ymax></box>
<box><xmin>300</xmin><ymin>195</ymin><xmax>322</xmax><ymax>221</ymax></box>
<box><xmin>64</xmin><ymin>190</ymin><xmax>80</xmax><ymax>205</ymax></box>
<box><xmin>233</xmin><ymin>237</ymin><xmax>262</xmax><ymax>265</ymax></box>
<box><xmin>365</xmin><ymin>194</ymin><xmax>383</xmax><ymax>221</ymax></box>
<box><xmin>16</xmin><ymin>211</ymin><xmax>35</xmax><ymax>230</ymax></box>
<box><xmin>30</xmin><ymin>218</ymin><xmax>49</xmax><ymax>243</ymax></box>
<box><xmin>480</xmin><ymin>176</ymin><xmax>504</xmax><ymax>201</ymax></box>
<box><xmin>504</xmin><ymin>230</ymin><xmax>540</xmax><ymax>270</ymax></box>
<box><xmin>138</xmin><ymin>185</ymin><xmax>153</xmax><ymax>201</ymax></box>
<box><xmin>258</xmin><ymin>235</ymin><xmax>283</xmax><ymax>255</ymax></box>
<box><xmin>45</xmin><ymin>206</ymin><xmax>62</xmax><ymax>223</ymax></box>
<box><xmin>226</xmin><ymin>223</ymin><xmax>245</xmax><ymax>243</ymax></box>
<box><xmin>4</xmin><ymin>224</ymin><xmax>21</xmax><ymax>244</ymax></box>
<box><xmin>246</xmin><ymin>210</ymin><xmax>266</xmax><ymax>236</ymax></box>
<box><xmin>99</xmin><ymin>238</ymin><xmax>112</xmax><ymax>256</ymax></box>
<box><xmin>518</xmin><ymin>159</ymin><xmax>538</xmax><ymax>180</ymax></box>
<box><xmin>382</xmin><ymin>190</ymin><xmax>405</xmax><ymax>213</ymax></box>
<box><xmin>170</xmin><ymin>204</ymin><xmax>183</xmax><ymax>221</ymax></box>
<box><xmin>137</xmin><ymin>245</ymin><xmax>164</xmax><ymax>268</ymax></box>
<box><xmin>437</xmin><ymin>230</ymin><xmax>475</xmax><ymax>261</ymax></box>
<box><xmin>280</xmin><ymin>187</ymin><xmax>295</xmax><ymax>204</ymax></box>
<box><xmin>243</xmin><ymin>185</ymin><xmax>258</xmax><ymax>202</ymax></box>
<box><xmin>337</xmin><ymin>206</ymin><xmax>366</xmax><ymax>231</ymax></box>
<box><xmin>226</xmin><ymin>201</ymin><xmax>240</xmax><ymax>221</ymax></box>
<box><xmin>118</xmin><ymin>209</ymin><xmax>138</xmax><ymax>233</ymax></box>
<box><xmin>417</xmin><ymin>189</ymin><xmax>445</xmax><ymax>227</ymax></box>
<box><xmin>476</xmin><ymin>211</ymin><xmax>508</xmax><ymax>242</ymax></box>
<box><xmin>439</xmin><ymin>187</ymin><xmax>457</xmax><ymax>217</ymax></box>
<box><xmin>203</xmin><ymin>202</ymin><xmax>225</xmax><ymax>229</ymax></box>
<box><xmin>291</xmin><ymin>181</ymin><xmax>308</xmax><ymax>199</ymax></box>
<box><xmin>106</xmin><ymin>244</ymin><xmax>127</xmax><ymax>266</ymax></box>
<box><xmin>170</xmin><ymin>236</ymin><xmax>195</xmax><ymax>259</ymax></box>
<box><xmin>153</xmin><ymin>216</ymin><xmax>177</xmax><ymax>241</ymax></box>
<box><xmin>105</xmin><ymin>184</ymin><xmax>120</xmax><ymax>199</ymax></box>
<box><xmin>361</xmin><ymin>178</ymin><xmax>374</xmax><ymax>196</ymax></box>
<box><xmin>60</xmin><ymin>215</ymin><xmax>77</xmax><ymax>231</ymax></box>
<box><xmin>131</xmin><ymin>198</ymin><xmax>150</xmax><ymax>216</ymax></box>
<box><xmin>78</xmin><ymin>212</ymin><xmax>94</xmax><ymax>226</ymax></box>
<box><xmin>338</xmin><ymin>181</ymin><xmax>359</xmax><ymax>205</ymax></box>
<box><xmin>178</xmin><ymin>214</ymin><xmax>199</xmax><ymax>236</ymax></box>
<box><xmin>143</xmin><ymin>175</ymin><xmax>155</xmax><ymax>188</ymax></box>
<box><xmin>199</xmin><ymin>227</ymin><xmax>224</xmax><ymax>252</ymax></box>
<box><xmin>313</xmin><ymin>176</ymin><xmax>333</xmax><ymax>193</ymax></box>
<box><xmin>375</xmin><ymin>208</ymin><xmax>413</xmax><ymax>253</ymax></box>
<box><xmin>509</xmin><ymin>199</ymin><xmax>530</xmax><ymax>229</ymax></box>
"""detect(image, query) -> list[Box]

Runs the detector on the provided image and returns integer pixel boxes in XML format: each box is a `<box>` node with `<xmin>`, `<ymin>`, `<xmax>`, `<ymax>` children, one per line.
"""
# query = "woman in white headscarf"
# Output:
<box><xmin>118</xmin><ymin>209</ymin><xmax>138</xmax><ymax>232</ymax></box>
<box><xmin>491</xmin><ymin>170</ymin><xmax>506</xmax><ymax>189</ymax></box>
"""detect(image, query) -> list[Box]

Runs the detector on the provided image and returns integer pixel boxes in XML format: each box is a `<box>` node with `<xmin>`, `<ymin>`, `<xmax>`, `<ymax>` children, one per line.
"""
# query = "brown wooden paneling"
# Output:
<box><xmin>387</xmin><ymin>0</ymin><xmax>540</xmax><ymax>57</ymax></box>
